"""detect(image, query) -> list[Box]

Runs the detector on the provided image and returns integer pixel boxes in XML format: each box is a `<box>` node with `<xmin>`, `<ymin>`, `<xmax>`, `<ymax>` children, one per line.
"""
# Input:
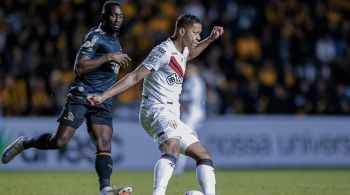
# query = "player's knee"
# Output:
<box><xmin>55</xmin><ymin>138</ymin><xmax>69</xmax><ymax>149</ymax></box>
<box><xmin>161</xmin><ymin>140</ymin><xmax>180</xmax><ymax>156</ymax></box>
<box><xmin>186</xmin><ymin>143</ymin><xmax>212</xmax><ymax>160</ymax></box>
<box><xmin>96</xmin><ymin>138</ymin><xmax>111</xmax><ymax>151</ymax></box>
<box><xmin>166</xmin><ymin>146</ymin><xmax>180</xmax><ymax>157</ymax></box>
<box><xmin>191</xmin><ymin>150</ymin><xmax>211</xmax><ymax>161</ymax></box>
<box><xmin>199</xmin><ymin>150</ymin><xmax>212</xmax><ymax>160</ymax></box>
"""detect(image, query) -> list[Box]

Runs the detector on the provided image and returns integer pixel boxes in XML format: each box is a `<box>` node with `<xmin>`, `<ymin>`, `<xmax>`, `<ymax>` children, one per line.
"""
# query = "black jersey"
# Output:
<box><xmin>68</xmin><ymin>25</ymin><xmax>122</xmax><ymax>106</ymax></box>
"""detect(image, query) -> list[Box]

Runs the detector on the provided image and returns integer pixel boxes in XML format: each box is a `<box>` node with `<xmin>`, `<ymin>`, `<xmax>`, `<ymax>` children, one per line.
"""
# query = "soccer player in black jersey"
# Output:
<box><xmin>2</xmin><ymin>1</ymin><xmax>132</xmax><ymax>195</ymax></box>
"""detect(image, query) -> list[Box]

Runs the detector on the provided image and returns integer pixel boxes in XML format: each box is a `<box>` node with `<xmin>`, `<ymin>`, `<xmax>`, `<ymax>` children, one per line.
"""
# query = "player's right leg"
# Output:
<box><xmin>153</xmin><ymin>138</ymin><xmax>180</xmax><ymax>195</ymax></box>
<box><xmin>2</xmin><ymin>96</ymin><xmax>86</xmax><ymax>164</ymax></box>
<box><xmin>1</xmin><ymin>124</ymin><xmax>77</xmax><ymax>164</ymax></box>
<box><xmin>139</xmin><ymin>105</ymin><xmax>181</xmax><ymax>195</ymax></box>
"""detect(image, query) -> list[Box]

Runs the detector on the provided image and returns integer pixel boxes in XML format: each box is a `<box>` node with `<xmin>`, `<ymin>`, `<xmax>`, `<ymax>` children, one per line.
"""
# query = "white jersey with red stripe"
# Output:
<box><xmin>141</xmin><ymin>38</ymin><xmax>189</xmax><ymax>112</ymax></box>
<box><xmin>139</xmin><ymin>38</ymin><xmax>199</xmax><ymax>149</ymax></box>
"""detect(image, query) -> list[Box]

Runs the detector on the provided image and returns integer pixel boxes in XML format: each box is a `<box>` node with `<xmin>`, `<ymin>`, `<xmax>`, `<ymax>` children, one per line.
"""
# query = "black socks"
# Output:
<box><xmin>24</xmin><ymin>133</ymin><xmax>55</xmax><ymax>150</ymax></box>
<box><xmin>95</xmin><ymin>152</ymin><xmax>113</xmax><ymax>190</ymax></box>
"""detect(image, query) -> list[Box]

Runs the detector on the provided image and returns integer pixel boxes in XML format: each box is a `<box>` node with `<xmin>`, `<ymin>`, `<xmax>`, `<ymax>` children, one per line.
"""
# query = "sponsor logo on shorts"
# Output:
<box><xmin>168</xmin><ymin>120</ymin><xmax>177</xmax><ymax>129</ymax></box>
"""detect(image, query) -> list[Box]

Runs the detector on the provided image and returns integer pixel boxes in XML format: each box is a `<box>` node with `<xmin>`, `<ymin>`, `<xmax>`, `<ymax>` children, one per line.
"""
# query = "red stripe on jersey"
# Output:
<box><xmin>168</xmin><ymin>56</ymin><xmax>184</xmax><ymax>77</ymax></box>
<box><xmin>169</xmin><ymin>62</ymin><xmax>182</xmax><ymax>77</ymax></box>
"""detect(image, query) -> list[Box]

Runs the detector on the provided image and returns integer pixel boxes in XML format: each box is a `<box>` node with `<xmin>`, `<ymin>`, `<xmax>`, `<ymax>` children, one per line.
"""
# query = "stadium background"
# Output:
<box><xmin>1</xmin><ymin>0</ymin><xmax>350</xmax><ymax>194</ymax></box>
<box><xmin>1</xmin><ymin>0</ymin><xmax>349</xmax><ymax>116</ymax></box>
<box><xmin>0</xmin><ymin>0</ymin><xmax>350</xmax><ymax>167</ymax></box>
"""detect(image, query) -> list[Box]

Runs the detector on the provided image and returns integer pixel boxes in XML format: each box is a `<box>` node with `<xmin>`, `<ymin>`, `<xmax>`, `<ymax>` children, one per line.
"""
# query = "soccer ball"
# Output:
<box><xmin>183</xmin><ymin>190</ymin><xmax>204</xmax><ymax>195</ymax></box>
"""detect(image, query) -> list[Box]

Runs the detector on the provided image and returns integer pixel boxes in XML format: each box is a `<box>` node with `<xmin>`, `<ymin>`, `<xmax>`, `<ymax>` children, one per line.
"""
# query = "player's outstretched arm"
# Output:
<box><xmin>187</xmin><ymin>26</ymin><xmax>224</xmax><ymax>61</ymax></box>
<box><xmin>75</xmin><ymin>53</ymin><xmax>131</xmax><ymax>76</ymax></box>
<box><xmin>87</xmin><ymin>64</ymin><xmax>150</xmax><ymax>106</ymax></box>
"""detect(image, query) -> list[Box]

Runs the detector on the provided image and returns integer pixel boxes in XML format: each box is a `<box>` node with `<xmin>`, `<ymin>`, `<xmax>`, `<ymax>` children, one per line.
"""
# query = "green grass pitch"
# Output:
<box><xmin>0</xmin><ymin>169</ymin><xmax>349</xmax><ymax>195</ymax></box>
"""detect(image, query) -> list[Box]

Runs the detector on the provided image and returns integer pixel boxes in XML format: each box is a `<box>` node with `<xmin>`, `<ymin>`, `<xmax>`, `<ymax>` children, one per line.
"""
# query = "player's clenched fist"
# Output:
<box><xmin>209</xmin><ymin>26</ymin><xmax>224</xmax><ymax>41</ymax></box>
<box><xmin>87</xmin><ymin>94</ymin><xmax>104</xmax><ymax>106</ymax></box>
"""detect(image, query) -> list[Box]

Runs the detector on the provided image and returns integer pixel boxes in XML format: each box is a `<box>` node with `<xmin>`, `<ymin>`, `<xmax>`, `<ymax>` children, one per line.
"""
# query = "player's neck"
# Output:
<box><xmin>171</xmin><ymin>37</ymin><xmax>185</xmax><ymax>53</ymax></box>
<box><xmin>100</xmin><ymin>23</ymin><xmax>118</xmax><ymax>37</ymax></box>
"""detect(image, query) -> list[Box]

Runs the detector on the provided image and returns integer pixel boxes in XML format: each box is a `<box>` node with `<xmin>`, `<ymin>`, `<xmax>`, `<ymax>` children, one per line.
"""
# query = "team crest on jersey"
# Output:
<box><xmin>82</xmin><ymin>35</ymin><xmax>98</xmax><ymax>51</ymax></box>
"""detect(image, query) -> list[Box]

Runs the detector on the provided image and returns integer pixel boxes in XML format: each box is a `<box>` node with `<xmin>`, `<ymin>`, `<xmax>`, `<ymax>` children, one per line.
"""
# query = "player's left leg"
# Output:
<box><xmin>87</xmin><ymin>111</ymin><xmax>132</xmax><ymax>195</ymax></box>
<box><xmin>90</xmin><ymin>123</ymin><xmax>114</xmax><ymax>191</ymax></box>
<box><xmin>185</xmin><ymin>142</ymin><xmax>216</xmax><ymax>195</ymax></box>
<box><xmin>175</xmin><ymin>112</ymin><xmax>203</xmax><ymax>175</ymax></box>
<box><xmin>176</xmin><ymin>119</ymin><xmax>215</xmax><ymax>195</ymax></box>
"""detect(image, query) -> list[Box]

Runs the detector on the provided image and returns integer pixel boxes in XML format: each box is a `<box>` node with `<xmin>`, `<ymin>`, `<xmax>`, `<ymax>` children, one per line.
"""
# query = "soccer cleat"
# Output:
<box><xmin>2</xmin><ymin>136</ymin><xmax>28</xmax><ymax>164</ymax></box>
<box><xmin>116</xmin><ymin>186</ymin><xmax>133</xmax><ymax>195</ymax></box>
<box><xmin>100</xmin><ymin>186</ymin><xmax>116</xmax><ymax>195</ymax></box>
<box><xmin>100</xmin><ymin>186</ymin><xmax>132</xmax><ymax>195</ymax></box>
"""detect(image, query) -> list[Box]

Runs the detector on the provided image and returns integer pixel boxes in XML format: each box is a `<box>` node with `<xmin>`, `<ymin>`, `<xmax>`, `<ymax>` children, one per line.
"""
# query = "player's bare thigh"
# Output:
<box><xmin>184</xmin><ymin>141</ymin><xmax>212</xmax><ymax>161</ymax></box>
<box><xmin>159</xmin><ymin>138</ymin><xmax>181</xmax><ymax>157</ymax></box>
<box><xmin>89</xmin><ymin>124</ymin><xmax>113</xmax><ymax>151</ymax></box>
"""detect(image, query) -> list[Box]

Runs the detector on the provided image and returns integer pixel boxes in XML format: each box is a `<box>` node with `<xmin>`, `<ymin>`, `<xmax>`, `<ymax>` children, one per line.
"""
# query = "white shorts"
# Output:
<box><xmin>139</xmin><ymin>104</ymin><xmax>199</xmax><ymax>154</ymax></box>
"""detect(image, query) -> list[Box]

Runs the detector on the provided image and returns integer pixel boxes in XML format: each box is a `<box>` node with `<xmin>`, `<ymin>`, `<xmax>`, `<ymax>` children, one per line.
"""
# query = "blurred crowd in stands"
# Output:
<box><xmin>0</xmin><ymin>0</ymin><xmax>349</xmax><ymax>117</ymax></box>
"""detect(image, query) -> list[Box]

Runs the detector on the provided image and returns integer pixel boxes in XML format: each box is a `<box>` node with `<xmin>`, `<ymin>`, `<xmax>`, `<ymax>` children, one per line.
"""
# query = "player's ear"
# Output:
<box><xmin>179</xmin><ymin>27</ymin><xmax>185</xmax><ymax>36</ymax></box>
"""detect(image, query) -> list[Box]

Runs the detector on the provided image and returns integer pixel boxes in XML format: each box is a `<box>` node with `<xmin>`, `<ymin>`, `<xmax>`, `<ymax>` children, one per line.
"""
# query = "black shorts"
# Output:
<box><xmin>57</xmin><ymin>96</ymin><xmax>113</xmax><ymax>130</ymax></box>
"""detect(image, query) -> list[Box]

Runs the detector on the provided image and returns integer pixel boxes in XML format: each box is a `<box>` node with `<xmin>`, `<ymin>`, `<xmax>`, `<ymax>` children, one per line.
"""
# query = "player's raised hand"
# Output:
<box><xmin>209</xmin><ymin>26</ymin><xmax>224</xmax><ymax>41</ymax></box>
<box><xmin>109</xmin><ymin>52</ymin><xmax>132</xmax><ymax>68</ymax></box>
<box><xmin>87</xmin><ymin>94</ymin><xmax>104</xmax><ymax>106</ymax></box>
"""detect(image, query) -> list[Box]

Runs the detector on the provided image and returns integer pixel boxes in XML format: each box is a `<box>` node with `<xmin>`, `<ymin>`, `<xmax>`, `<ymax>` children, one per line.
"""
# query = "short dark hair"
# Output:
<box><xmin>175</xmin><ymin>14</ymin><xmax>200</xmax><ymax>29</ymax></box>
<box><xmin>102</xmin><ymin>0</ymin><xmax>121</xmax><ymax>15</ymax></box>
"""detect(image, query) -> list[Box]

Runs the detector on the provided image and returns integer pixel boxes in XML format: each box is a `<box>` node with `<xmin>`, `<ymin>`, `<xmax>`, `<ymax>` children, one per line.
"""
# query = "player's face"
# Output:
<box><xmin>105</xmin><ymin>5</ymin><xmax>124</xmax><ymax>32</ymax></box>
<box><xmin>183</xmin><ymin>23</ymin><xmax>202</xmax><ymax>48</ymax></box>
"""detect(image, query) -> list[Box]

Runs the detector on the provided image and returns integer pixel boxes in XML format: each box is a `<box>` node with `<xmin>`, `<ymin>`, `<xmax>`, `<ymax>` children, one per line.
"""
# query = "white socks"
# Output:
<box><xmin>152</xmin><ymin>155</ymin><xmax>216</xmax><ymax>195</ymax></box>
<box><xmin>196</xmin><ymin>160</ymin><xmax>216</xmax><ymax>195</ymax></box>
<box><xmin>152</xmin><ymin>154</ymin><xmax>176</xmax><ymax>195</ymax></box>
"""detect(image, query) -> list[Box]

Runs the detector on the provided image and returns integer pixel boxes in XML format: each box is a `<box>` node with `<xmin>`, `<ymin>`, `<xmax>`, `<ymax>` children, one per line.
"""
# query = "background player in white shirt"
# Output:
<box><xmin>174</xmin><ymin>63</ymin><xmax>207</xmax><ymax>175</ymax></box>
<box><xmin>88</xmin><ymin>14</ymin><xmax>223</xmax><ymax>195</ymax></box>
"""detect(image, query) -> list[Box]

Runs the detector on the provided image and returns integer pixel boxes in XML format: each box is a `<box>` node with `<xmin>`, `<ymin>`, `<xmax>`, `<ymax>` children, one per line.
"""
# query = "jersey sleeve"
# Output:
<box><xmin>142</xmin><ymin>46</ymin><xmax>168</xmax><ymax>71</ymax></box>
<box><xmin>78</xmin><ymin>32</ymin><xmax>99</xmax><ymax>58</ymax></box>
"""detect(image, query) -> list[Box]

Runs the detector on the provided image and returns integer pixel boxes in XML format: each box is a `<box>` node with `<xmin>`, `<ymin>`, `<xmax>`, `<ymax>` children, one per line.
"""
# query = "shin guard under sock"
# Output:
<box><xmin>95</xmin><ymin>152</ymin><xmax>113</xmax><ymax>190</ymax></box>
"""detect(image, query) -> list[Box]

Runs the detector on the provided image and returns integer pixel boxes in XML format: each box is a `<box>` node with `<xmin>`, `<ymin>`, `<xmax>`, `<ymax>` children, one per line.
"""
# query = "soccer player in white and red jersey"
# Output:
<box><xmin>88</xmin><ymin>14</ymin><xmax>223</xmax><ymax>195</ymax></box>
